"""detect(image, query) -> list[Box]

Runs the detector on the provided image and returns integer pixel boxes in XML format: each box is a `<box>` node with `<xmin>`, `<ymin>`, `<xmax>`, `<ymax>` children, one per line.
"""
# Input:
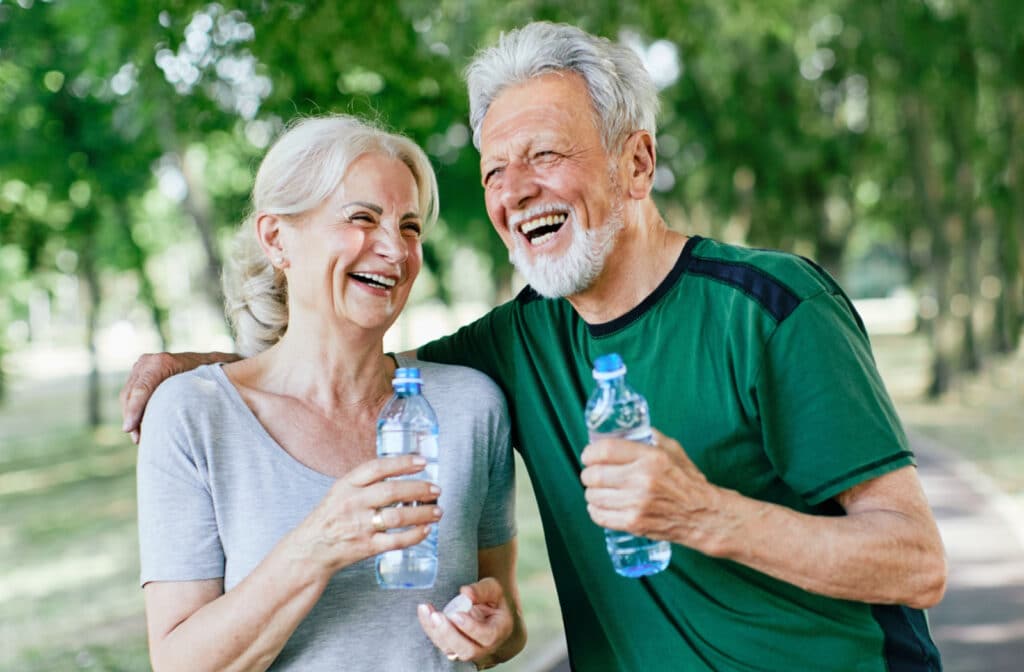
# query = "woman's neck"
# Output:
<box><xmin>238</xmin><ymin>313</ymin><xmax>397</xmax><ymax>415</ymax></box>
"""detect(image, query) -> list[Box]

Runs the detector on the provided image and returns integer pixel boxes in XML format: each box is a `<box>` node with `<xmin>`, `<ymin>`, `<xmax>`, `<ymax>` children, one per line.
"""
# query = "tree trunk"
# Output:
<box><xmin>0</xmin><ymin>343</ymin><xmax>6</xmax><ymax>405</ymax></box>
<box><xmin>116</xmin><ymin>203</ymin><xmax>170</xmax><ymax>350</ymax></box>
<box><xmin>946</xmin><ymin>105</ymin><xmax>981</xmax><ymax>374</ymax></box>
<box><xmin>179</xmin><ymin>151</ymin><xmax>225</xmax><ymax>306</ymax></box>
<box><xmin>1003</xmin><ymin>89</ymin><xmax>1024</xmax><ymax>353</ymax></box>
<box><xmin>149</xmin><ymin>95</ymin><xmax>225</xmax><ymax>312</ymax></box>
<box><xmin>903</xmin><ymin>95</ymin><xmax>953</xmax><ymax>398</ymax></box>
<box><xmin>81</xmin><ymin>233</ymin><xmax>102</xmax><ymax>428</ymax></box>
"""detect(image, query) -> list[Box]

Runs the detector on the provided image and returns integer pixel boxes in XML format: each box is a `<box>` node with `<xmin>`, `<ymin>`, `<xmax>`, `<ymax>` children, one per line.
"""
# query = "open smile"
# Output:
<box><xmin>348</xmin><ymin>271</ymin><xmax>398</xmax><ymax>291</ymax></box>
<box><xmin>515</xmin><ymin>209</ymin><xmax>570</xmax><ymax>247</ymax></box>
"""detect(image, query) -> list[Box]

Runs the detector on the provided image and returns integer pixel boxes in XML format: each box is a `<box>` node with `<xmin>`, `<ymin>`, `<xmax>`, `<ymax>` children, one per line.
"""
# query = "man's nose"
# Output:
<box><xmin>500</xmin><ymin>162</ymin><xmax>540</xmax><ymax>212</ymax></box>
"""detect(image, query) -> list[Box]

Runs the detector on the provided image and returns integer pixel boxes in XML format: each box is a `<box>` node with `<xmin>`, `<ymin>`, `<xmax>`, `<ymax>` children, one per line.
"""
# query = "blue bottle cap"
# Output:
<box><xmin>393</xmin><ymin>367</ymin><xmax>423</xmax><ymax>384</ymax></box>
<box><xmin>592</xmin><ymin>353</ymin><xmax>626</xmax><ymax>380</ymax></box>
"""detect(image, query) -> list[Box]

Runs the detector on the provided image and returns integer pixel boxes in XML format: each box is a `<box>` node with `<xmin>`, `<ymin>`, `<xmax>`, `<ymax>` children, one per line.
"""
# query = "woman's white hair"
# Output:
<box><xmin>223</xmin><ymin>114</ymin><xmax>439</xmax><ymax>356</ymax></box>
<box><xmin>465</xmin><ymin>22</ymin><xmax>660</xmax><ymax>151</ymax></box>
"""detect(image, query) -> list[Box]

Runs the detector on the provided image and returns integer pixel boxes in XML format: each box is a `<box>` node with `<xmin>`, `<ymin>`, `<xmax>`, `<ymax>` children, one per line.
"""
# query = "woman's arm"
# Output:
<box><xmin>144</xmin><ymin>536</ymin><xmax>328</xmax><ymax>672</ymax></box>
<box><xmin>474</xmin><ymin>540</ymin><xmax>528</xmax><ymax>667</ymax></box>
<box><xmin>144</xmin><ymin>455</ymin><xmax>443</xmax><ymax>672</ymax></box>
<box><xmin>417</xmin><ymin>539</ymin><xmax>527</xmax><ymax>669</ymax></box>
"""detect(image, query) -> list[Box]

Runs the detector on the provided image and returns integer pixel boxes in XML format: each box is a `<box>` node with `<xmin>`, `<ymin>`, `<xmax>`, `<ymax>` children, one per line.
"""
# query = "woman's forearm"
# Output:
<box><xmin>148</xmin><ymin>529</ymin><xmax>329</xmax><ymax>672</ymax></box>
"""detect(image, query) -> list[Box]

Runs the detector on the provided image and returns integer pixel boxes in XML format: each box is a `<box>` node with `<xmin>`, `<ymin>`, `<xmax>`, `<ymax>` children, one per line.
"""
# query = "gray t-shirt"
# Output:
<box><xmin>137</xmin><ymin>356</ymin><xmax>516</xmax><ymax>671</ymax></box>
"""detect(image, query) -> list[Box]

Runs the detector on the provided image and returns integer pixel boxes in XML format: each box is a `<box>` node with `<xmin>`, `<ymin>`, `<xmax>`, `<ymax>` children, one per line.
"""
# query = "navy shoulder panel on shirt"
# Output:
<box><xmin>685</xmin><ymin>238</ymin><xmax>852</xmax><ymax>325</ymax></box>
<box><xmin>687</xmin><ymin>254</ymin><xmax>802</xmax><ymax>323</ymax></box>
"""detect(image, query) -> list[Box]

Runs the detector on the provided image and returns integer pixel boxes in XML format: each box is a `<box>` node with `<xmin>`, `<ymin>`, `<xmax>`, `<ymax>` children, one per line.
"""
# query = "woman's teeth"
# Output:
<box><xmin>350</xmin><ymin>272</ymin><xmax>396</xmax><ymax>288</ymax></box>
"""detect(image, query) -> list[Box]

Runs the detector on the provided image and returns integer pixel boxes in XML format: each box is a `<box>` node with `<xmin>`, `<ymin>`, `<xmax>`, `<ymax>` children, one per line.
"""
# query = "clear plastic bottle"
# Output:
<box><xmin>375</xmin><ymin>367</ymin><xmax>440</xmax><ymax>589</ymax></box>
<box><xmin>585</xmin><ymin>353</ymin><xmax>672</xmax><ymax>578</ymax></box>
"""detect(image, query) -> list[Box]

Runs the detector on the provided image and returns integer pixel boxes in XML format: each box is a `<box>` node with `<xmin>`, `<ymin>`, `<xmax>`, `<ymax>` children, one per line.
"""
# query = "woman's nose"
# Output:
<box><xmin>372</xmin><ymin>225</ymin><xmax>408</xmax><ymax>263</ymax></box>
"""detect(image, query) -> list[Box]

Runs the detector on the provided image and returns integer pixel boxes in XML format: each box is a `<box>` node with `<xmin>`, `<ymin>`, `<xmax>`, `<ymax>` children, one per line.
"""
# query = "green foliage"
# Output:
<box><xmin>0</xmin><ymin>1</ymin><xmax>1020</xmax><ymax>375</ymax></box>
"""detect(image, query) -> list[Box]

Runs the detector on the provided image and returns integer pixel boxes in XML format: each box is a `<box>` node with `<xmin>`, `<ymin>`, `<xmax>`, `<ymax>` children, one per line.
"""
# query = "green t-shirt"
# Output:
<box><xmin>421</xmin><ymin>236</ymin><xmax>941</xmax><ymax>671</ymax></box>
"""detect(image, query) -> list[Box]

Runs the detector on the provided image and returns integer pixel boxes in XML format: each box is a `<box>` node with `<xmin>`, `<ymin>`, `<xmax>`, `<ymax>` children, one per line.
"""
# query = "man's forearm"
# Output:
<box><xmin>688</xmin><ymin>469</ymin><xmax>946</xmax><ymax>608</ymax></box>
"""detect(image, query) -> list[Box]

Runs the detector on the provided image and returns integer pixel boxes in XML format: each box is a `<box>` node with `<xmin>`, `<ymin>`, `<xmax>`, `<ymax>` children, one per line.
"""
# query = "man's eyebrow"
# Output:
<box><xmin>341</xmin><ymin>201</ymin><xmax>383</xmax><ymax>214</ymax></box>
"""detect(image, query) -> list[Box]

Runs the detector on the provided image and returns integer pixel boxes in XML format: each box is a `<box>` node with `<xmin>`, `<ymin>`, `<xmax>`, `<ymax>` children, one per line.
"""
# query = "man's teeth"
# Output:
<box><xmin>530</xmin><ymin>231</ymin><xmax>557</xmax><ymax>246</ymax></box>
<box><xmin>351</xmin><ymin>272</ymin><xmax>396</xmax><ymax>288</ymax></box>
<box><xmin>519</xmin><ymin>213</ymin><xmax>567</xmax><ymax>236</ymax></box>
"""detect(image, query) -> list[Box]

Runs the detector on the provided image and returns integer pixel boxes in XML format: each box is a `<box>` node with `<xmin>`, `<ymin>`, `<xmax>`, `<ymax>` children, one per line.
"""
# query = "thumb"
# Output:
<box><xmin>462</xmin><ymin>577</ymin><xmax>504</xmax><ymax>606</ymax></box>
<box><xmin>651</xmin><ymin>428</ymin><xmax>683</xmax><ymax>453</ymax></box>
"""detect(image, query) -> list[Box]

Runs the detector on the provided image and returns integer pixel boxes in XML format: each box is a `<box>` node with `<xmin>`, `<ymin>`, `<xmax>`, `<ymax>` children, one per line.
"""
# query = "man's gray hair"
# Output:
<box><xmin>465</xmin><ymin>22</ymin><xmax>659</xmax><ymax>151</ymax></box>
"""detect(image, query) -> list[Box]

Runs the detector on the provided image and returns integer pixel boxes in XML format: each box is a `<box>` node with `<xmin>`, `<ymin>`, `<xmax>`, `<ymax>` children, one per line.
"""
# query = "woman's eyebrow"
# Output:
<box><xmin>341</xmin><ymin>201</ymin><xmax>383</xmax><ymax>214</ymax></box>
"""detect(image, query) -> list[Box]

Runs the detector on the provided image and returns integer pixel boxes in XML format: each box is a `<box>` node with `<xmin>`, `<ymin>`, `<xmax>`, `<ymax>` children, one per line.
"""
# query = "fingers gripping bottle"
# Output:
<box><xmin>375</xmin><ymin>367</ymin><xmax>440</xmax><ymax>589</ymax></box>
<box><xmin>585</xmin><ymin>353</ymin><xmax>672</xmax><ymax>578</ymax></box>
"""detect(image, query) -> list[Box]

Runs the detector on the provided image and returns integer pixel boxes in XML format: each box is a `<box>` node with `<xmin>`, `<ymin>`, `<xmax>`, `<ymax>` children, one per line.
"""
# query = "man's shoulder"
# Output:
<box><xmin>688</xmin><ymin>238</ymin><xmax>839</xmax><ymax>317</ymax></box>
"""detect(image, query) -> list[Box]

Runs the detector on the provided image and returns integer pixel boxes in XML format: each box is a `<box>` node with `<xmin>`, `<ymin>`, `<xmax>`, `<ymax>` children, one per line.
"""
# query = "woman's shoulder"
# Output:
<box><xmin>397</xmin><ymin>355</ymin><xmax>507</xmax><ymax>411</ymax></box>
<box><xmin>145</xmin><ymin>364</ymin><xmax>232</xmax><ymax>422</ymax></box>
<box><xmin>399</xmin><ymin>356</ymin><xmax>500</xmax><ymax>390</ymax></box>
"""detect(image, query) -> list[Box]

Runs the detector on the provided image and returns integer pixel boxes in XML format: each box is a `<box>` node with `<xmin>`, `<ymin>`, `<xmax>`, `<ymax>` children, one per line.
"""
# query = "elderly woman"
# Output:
<box><xmin>136</xmin><ymin>115</ymin><xmax>525</xmax><ymax>671</ymax></box>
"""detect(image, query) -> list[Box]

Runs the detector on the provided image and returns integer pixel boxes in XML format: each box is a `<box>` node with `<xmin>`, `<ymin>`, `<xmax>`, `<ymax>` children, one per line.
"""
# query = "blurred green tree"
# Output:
<box><xmin>0</xmin><ymin>0</ymin><xmax>1021</xmax><ymax>414</ymax></box>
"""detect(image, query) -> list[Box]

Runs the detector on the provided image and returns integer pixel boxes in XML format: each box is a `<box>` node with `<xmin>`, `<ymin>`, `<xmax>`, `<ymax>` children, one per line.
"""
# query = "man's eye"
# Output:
<box><xmin>484</xmin><ymin>167</ymin><xmax>504</xmax><ymax>185</ymax></box>
<box><xmin>349</xmin><ymin>213</ymin><xmax>374</xmax><ymax>223</ymax></box>
<box><xmin>534</xmin><ymin>151</ymin><xmax>558</xmax><ymax>161</ymax></box>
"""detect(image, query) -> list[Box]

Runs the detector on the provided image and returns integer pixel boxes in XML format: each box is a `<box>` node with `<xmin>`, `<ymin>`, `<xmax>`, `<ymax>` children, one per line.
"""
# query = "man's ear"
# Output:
<box><xmin>620</xmin><ymin>130</ymin><xmax>657</xmax><ymax>201</ymax></box>
<box><xmin>255</xmin><ymin>213</ymin><xmax>287</xmax><ymax>267</ymax></box>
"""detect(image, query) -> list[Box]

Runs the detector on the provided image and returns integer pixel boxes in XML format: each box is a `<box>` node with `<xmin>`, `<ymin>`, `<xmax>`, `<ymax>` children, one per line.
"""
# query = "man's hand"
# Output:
<box><xmin>417</xmin><ymin>578</ymin><xmax>514</xmax><ymax>669</ymax></box>
<box><xmin>120</xmin><ymin>352</ymin><xmax>238</xmax><ymax>443</ymax></box>
<box><xmin>580</xmin><ymin>428</ymin><xmax>723</xmax><ymax>551</ymax></box>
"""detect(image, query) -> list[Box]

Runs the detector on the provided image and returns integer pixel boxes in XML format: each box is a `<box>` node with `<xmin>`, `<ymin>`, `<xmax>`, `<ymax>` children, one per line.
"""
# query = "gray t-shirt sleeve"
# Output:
<box><xmin>477</xmin><ymin>392</ymin><xmax>515</xmax><ymax>549</ymax></box>
<box><xmin>137</xmin><ymin>373</ymin><xmax>225</xmax><ymax>585</ymax></box>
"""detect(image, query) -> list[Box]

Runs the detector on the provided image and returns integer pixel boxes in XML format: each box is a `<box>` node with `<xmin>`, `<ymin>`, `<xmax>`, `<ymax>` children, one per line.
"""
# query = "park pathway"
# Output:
<box><xmin>918</xmin><ymin>434</ymin><xmax>1024</xmax><ymax>671</ymax></box>
<box><xmin>534</xmin><ymin>432</ymin><xmax>1024</xmax><ymax>671</ymax></box>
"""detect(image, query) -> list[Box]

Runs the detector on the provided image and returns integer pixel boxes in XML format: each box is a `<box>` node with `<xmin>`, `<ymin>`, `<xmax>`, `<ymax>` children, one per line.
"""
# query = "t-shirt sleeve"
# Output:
<box><xmin>476</xmin><ymin>386</ymin><xmax>517</xmax><ymax>549</ymax></box>
<box><xmin>418</xmin><ymin>303</ymin><xmax>514</xmax><ymax>386</ymax></box>
<box><xmin>137</xmin><ymin>378</ymin><xmax>225</xmax><ymax>585</ymax></box>
<box><xmin>754</xmin><ymin>291</ymin><xmax>914</xmax><ymax>505</ymax></box>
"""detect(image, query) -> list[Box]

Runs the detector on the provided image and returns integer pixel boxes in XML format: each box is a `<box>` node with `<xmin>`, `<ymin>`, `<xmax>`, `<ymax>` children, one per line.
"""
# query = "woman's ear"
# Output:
<box><xmin>620</xmin><ymin>130</ymin><xmax>657</xmax><ymax>201</ymax></box>
<box><xmin>256</xmin><ymin>213</ymin><xmax>289</xmax><ymax>269</ymax></box>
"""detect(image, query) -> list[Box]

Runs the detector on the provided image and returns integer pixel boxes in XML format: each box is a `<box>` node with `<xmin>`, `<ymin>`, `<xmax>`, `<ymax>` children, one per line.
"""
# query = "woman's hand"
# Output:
<box><xmin>293</xmin><ymin>454</ymin><xmax>443</xmax><ymax>575</ymax></box>
<box><xmin>417</xmin><ymin>578</ymin><xmax>516</xmax><ymax>669</ymax></box>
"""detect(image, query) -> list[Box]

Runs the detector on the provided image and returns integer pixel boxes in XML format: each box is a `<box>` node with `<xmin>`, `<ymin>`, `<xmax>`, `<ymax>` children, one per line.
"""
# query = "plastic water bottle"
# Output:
<box><xmin>585</xmin><ymin>353</ymin><xmax>671</xmax><ymax>578</ymax></box>
<box><xmin>375</xmin><ymin>367</ymin><xmax>440</xmax><ymax>589</ymax></box>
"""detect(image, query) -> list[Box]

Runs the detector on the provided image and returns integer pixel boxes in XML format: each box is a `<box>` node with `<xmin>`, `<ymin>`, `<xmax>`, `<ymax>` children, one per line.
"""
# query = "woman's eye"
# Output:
<box><xmin>402</xmin><ymin>223</ymin><xmax>422</xmax><ymax>237</ymax></box>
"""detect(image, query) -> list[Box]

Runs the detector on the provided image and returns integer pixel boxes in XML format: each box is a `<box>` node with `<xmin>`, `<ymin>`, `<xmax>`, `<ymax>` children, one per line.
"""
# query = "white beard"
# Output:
<box><xmin>509</xmin><ymin>203</ymin><xmax>624</xmax><ymax>299</ymax></box>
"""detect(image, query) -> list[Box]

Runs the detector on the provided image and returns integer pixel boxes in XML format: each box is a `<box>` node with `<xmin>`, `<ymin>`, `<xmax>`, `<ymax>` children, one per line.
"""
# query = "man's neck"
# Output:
<box><xmin>567</xmin><ymin>217</ymin><xmax>688</xmax><ymax>325</ymax></box>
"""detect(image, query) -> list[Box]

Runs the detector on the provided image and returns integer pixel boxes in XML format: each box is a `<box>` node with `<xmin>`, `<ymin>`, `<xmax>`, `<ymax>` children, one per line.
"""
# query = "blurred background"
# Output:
<box><xmin>1</xmin><ymin>0</ymin><xmax>1021</xmax><ymax>670</ymax></box>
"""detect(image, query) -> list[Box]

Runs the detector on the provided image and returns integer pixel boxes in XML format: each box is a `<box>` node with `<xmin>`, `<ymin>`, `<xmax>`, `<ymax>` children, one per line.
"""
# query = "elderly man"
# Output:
<box><xmin>123</xmin><ymin>22</ymin><xmax>946</xmax><ymax>671</ymax></box>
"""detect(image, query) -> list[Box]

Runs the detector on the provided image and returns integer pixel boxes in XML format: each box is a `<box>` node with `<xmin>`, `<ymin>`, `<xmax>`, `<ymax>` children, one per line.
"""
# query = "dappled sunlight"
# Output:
<box><xmin>935</xmin><ymin>620</ymin><xmax>1024</xmax><ymax>645</ymax></box>
<box><xmin>948</xmin><ymin>560</ymin><xmax>1024</xmax><ymax>589</ymax></box>
<box><xmin>0</xmin><ymin>449</ymin><xmax>136</xmax><ymax>497</ymax></box>
<box><xmin>0</xmin><ymin>549</ymin><xmax>128</xmax><ymax>604</ymax></box>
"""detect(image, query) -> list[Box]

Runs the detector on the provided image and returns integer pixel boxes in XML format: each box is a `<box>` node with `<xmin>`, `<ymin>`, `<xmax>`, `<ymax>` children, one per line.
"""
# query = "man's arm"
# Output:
<box><xmin>580</xmin><ymin>431</ymin><xmax>947</xmax><ymax>609</ymax></box>
<box><xmin>120</xmin><ymin>352</ymin><xmax>240</xmax><ymax>442</ymax></box>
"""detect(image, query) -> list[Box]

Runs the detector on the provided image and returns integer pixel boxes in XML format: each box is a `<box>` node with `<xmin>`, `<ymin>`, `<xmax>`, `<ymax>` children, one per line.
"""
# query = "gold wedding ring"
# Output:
<box><xmin>371</xmin><ymin>509</ymin><xmax>387</xmax><ymax>533</ymax></box>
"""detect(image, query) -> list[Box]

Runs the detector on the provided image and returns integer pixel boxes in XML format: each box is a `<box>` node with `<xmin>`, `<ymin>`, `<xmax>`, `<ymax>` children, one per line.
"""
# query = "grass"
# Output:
<box><xmin>871</xmin><ymin>333</ymin><xmax>1024</xmax><ymax>498</ymax></box>
<box><xmin>1</xmin><ymin>335</ymin><xmax>1020</xmax><ymax>670</ymax></box>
